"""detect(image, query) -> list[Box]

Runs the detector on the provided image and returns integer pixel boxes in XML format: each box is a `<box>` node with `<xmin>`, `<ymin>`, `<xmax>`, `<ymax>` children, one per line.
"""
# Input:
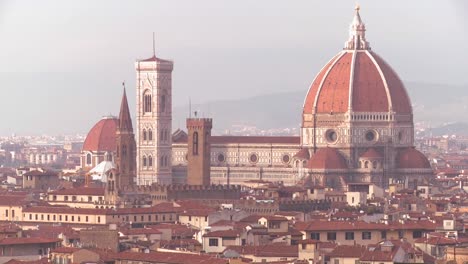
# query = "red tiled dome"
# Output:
<box><xmin>360</xmin><ymin>148</ymin><xmax>383</xmax><ymax>159</ymax></box>
<box><xmin>293</xmin><ymin>148</ymin><xmax>310</xmax><ymax>160</ymax></box>
<box><xmin>82</xmin><ymin>117</ymin><xmax>118</xmax><ymax>152</ymax></box>
<box><xmin>303</xmin><ymin>50</ymin><xmax>411</xmax><ymax>115</ymax></box>
<box><xmin>396</xmin><ymin>147</ymin><xmax>431</xmax><ymax>169</ymax></box>
<box><xmin>302</xmin><ymin>7</ymin><xmax>412</xmax><ymax>119</ymax></box>
<box><xmin>307</xmin><ymin>147</ymin><xmax>348</xmax><ymax>170</ymax></box>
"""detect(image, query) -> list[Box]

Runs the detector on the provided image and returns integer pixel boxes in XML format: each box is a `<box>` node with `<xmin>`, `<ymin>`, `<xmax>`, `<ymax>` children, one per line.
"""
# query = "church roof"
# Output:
<box><xmin>82</xmin><ymin>117</ymin><xmax>118</xmax><ymax>152</ymax></box>
<box><xmin>307</xmin><ymin>147</ymin><xmax>348</xmax><ymax>170</ymax></box>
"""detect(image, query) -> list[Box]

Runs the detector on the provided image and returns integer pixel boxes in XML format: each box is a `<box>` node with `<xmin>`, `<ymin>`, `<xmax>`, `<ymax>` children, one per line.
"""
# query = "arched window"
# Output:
<box><xmin>193</xmin><ymin>132</ymin><xmax>199</xmax><ymax>155</ymax></box>
<box><xmin>160</xmin><ymin>156</ymin><xmax>164</xmax><ymax>167</ymax></box>
<box><xmin>122</xmin><ymin>145</ymin><xmax>127</xmax><ymax>157</ymax></box>
<box><xmin>86</xmin><ymin>153</ymin><xmax>92</xmax><ymax>165</ymax></box>
<box><xmin>160</xmin><ymin>94</ymin><xmax>166</xmax><ymax>113</ymax></box>
<box><xmin>364</xmin><ymin>161</ymin><xmax>369</xmax><ymax>169</ymax></box>
<box><xmin>148</xmin><ymin>129</ymin><xmax>153</xmax><ymax>141</ymax></box>
<box><xmin>160</xmin><ymin>130</ymin><xmax>164</xmax><ymax>142</ymax></box>
<box><xmin>143</xmin><ymin>91</ymin><xmax>152</xmax><ymax>113</ymax></box>
<box><xmin>143</xmin><ymin>129</ymin><xmax>147</xmax><ymax>141</ymax></box>
<box><xmin>143</xmin><ymin>156</ymin><xmax>147</xmax><ymax>167</ymax></box>
<box><xmin>106</xmin><ymin>152</ymin><xmax>112</xmax><ymax>161</ymax></box>
<box><xmin>148</xmin><ymin>156</ymin><xmax>153</xmax><ymax>167</ymax></box>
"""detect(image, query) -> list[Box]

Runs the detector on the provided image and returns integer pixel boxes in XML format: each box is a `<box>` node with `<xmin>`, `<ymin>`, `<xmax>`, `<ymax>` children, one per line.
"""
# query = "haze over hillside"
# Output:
<box><xmin>173</xmin><ymin>82</ymin><xmax>468</xmax><ymax>135</ymax></box>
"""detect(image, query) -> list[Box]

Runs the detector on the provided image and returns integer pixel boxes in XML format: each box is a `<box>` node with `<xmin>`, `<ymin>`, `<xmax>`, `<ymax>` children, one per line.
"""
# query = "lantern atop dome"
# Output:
<box><xmin>344</xmin><ymin>5</ymin><xmax>370</xmax><ymax>50</ymax></box>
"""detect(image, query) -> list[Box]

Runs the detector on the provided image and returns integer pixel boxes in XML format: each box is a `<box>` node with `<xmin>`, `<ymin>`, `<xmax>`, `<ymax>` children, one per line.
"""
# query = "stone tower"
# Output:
<box><xmin>115</xmin><ymin>87</ymin><xmax>136</xmax><ymax>189</ymax></box>
<box><xmin>187</xmin><ymin>118</ymin><xmax>212</xmax><ymax>186</ymax></box>
<box><xmin>135</xmin><ymin>54</ymin><xmax>174</xmax><ymax>185</ymax></box>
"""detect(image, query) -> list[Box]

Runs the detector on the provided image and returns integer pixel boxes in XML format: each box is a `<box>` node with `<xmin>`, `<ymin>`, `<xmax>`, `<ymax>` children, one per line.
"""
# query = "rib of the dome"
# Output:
<box><xmin>303</xmin><ymin>52</ymin><xmax>344</xmax><ymax>114</ymax></box>
<box><xmin>315</xmin><ymin>52</ymin><xmax>352</xmax><ymax>113</ymax></box>
<box><xmin>351</xmin><ymin>52</ymin><xmax>389</xmax><ymax>112</ymax></box>
<box><xmin>370</xmin><ymin>52</ymin><xmax>412</xmax><ymax>114</ymax></box>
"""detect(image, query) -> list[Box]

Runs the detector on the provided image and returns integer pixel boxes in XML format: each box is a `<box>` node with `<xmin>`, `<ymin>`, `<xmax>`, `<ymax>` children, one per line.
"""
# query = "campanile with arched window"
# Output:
<box><xmin>135</xmin><ymin>51</ymin><xmax>174</xmax><ymax>185</ymax></box>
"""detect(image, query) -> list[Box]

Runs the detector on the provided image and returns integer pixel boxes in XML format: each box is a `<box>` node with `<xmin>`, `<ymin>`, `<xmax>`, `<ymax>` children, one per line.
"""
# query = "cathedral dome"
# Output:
<box><xmin>82</xmin><ymin>116</ymin><xmax>118</xmax><ymax>152</ymax></box>
<box><xmin>396</xmin><ymin>147</ymin><xmax>431</xmax><ymax>169</ymax></box>
<box><xmin>307</xmin><ymin>147</ymin><xmax>348</xmax><ymax>170</ymax></box>
<box><xmin>302</xmin><ymin>7</ymin><xmax>412</xmax><ymax>117</ymax></box>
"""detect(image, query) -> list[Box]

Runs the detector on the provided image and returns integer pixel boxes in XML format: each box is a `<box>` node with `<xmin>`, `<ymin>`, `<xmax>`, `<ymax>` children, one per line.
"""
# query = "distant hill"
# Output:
<box><xmin>173</xmin><ymin>82</ymin><xmax>468</xmax><ymax>133</ymax></box>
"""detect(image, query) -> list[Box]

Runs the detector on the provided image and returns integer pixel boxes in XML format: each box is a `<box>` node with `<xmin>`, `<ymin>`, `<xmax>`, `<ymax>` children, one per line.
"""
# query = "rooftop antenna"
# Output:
<box><xmin>152</xmin><ymin>32</ymin><xmax>156</xmax><ymax>57</ymax></box>
<box><xmin>122</xmin><ymin>81</ymin><xmax>126</xmax><ymax>90</ymax></box>
<box><xmin>189</xmin><ymin>97</ymin><xmax>192</xmax><ymax>118</ymax></box>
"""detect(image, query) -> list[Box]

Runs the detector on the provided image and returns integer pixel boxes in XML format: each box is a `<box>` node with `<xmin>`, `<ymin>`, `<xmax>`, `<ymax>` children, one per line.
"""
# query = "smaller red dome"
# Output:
<box><xmin>397</xmin><ymin>147</ymin><xmax>431</xmax><ymax>169</ymax></box>
<box><xmin>307</xmin><ymin>147</ymin><xmax>348</xmax><ymax>169</ymax></box>
<box><xmin>293</xmin><ymin>148</ymin><xmax>310</xmax><ymax>160</ymax></box>
<box><xmin>360</xmin><ymin>148</ymin><xmax>383</xmax><ymax>159</ymax></box>
<box><xmin>82</xmin><ymin>117</ymin><xmax>118</xmax><ymax>152</ymax></box>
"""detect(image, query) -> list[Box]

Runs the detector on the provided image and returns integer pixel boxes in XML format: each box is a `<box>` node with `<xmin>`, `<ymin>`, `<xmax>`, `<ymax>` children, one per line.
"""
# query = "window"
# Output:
<box><xmin>97</xmin><ymin>216</ymin><xmax>101</xmax><ymax>223</ymax></box>
<box><xmin>143</xmin><ymin>129</ymin><xmax>147</xmax><ymax>141</ymax></box>
<box><xmin>29</xmin><ymin>214</ymin><xmax>32</xmax><ymax>220</ymax></box>
<box><xmin>189</xmin><ymin>216</ymin><xmax>192</xmax><ymax>221</ymax></box>
<box><xmin>88</xmin><ymin>196</ymin><xmax>92</xmax><ymax>202</ymax></box>
<box><xmin>141</xmin><ymin>215</ymin><xmax>144</xmax><ymax>221</ymax></box>
<box><xmin>86</xmin><ymin>153</ymin><xmax>92</xmax><ymax>165</ymax></box>
<box><xmin>78</xmin><ymin>216</ymin><xmax>81</xmax><ymax>222</ymax></box>
<box><xmin>345</xmin><ymin>232</ymin><xmax>354</xmax><ymax>240</ymax></box>
<box><xmin>209</xmin><ymin>238</ymin><xmax>218</xmax><ymax>247</ymax></box>
<box><xmin>53</xmin><ymin>215</ymin><xmax>56</xmax><ymax>221</ymax></box>
<box><xmin>310</xmin><ymin>232</ymin><xmax>320</xmax><ymax>240</ymax></box>
<box><xmin>160</xmin><ymin>94</ymin><xmax>166</xmax><ymax>112</ymax></box>
<box><xmin>143</xmin><ymin>156</ymin><xmax>147</xmax><ymax>167</ymax></box>
<box><xmin>134</xmin><ymin>216</ymin><xmax>137</xmax><ymax>222</ymax></box>
<box><xmin>327</xmin><ymin>232</ymin><xmax>337</xmax><ymax>241</ymax></box>
<box><xmin>5</xmin><ymin>209</ymin><xmax>8</xmax><ymax>217</ymax></box>
<box><xmin>122</xmin><ymin>145</ymin><xmax>127</xmax><ymax>157</ymax></box>
<box><xmin>381</xmin><ymin>231</ymin><xmax>387</xmax><ymax>239</ymax></box>
<box><xmin>362</xmin><ymin>232</ymin><xmax>371</xmax><ymax>240</ymax></box>
<box><xmin>148</xmin><ymin>156</ymin><xmax>153</xmax><ymax>167</ymax></box>
<box><xmin>144</xmin><ymin>92</ymin><xmax>152</xmax><ymax>113</ymax></box>
<box><xmin>148</xmin><ymin>215</ymin><xmax>152</xmax><ymax>221</ymax></box>
<box><xmin>413</xmin><ymin>231</ymin><xmax>422</xmax><ymax>239</ymax></box>
<box><xmin>398</xmin><ymin>230</ymin><xmax>404</xmax><ymax>239</ymax></box>
<box><xmin>148</xmin><ymin>129</ymin><xmax>153</xmax><ymax>141</ymax></box>
<box><xmin>334</xmin><ymin>259</ymin><xmax>340</xmax><ymax>264</ymax></box>
<box><xmin>65</xmin><ymin>215</ymin><xmax>68</xmax><ymax>221</ymax></box>
<box><xmin>193</xmin><ymin>132</ymin><xmax>199</xmax><ymax>155</ymax></box>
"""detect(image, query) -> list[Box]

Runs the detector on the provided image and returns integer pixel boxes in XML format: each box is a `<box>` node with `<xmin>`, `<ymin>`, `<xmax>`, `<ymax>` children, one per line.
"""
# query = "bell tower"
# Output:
<box><xmin>135</xmin><ymin>52</ymin><xmax>174</xmax><ymax>185</ymax></box>
<box><xmin>115</xmin><ymin>86</ymin><xmax>136</xmax><ymax>189</ymax></box>
<box><xmin>186</xmin><ymin>117</ymin><xmax>212</xmax><ymax>186</ymax></box>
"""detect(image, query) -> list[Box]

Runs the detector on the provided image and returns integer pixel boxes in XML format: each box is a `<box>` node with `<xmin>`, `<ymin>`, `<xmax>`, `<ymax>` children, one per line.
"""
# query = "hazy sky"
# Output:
<box><xmin>0</xmin><ymin>0</ymin><xmax>466</xmax><ymax>136</ymax></box>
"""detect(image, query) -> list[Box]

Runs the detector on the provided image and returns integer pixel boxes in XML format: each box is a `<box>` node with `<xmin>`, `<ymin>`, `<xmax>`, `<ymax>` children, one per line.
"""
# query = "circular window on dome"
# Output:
<box><xmin>249</xmin><ymin>153</ymin><xmax>259</xmax><ymax>164</ymax></box>
<box><xmin>217</xmin><ymin>153</ymin><xmax>225</xmax><ymax>163</ymax></box>
<box><xmin>325</xmin><ymin>129</ymin><xmax>338</xmax><ymax>143</ymax></box>
<box><xmin>365</xmin><ymin>130</ymin><xmax>377</xmax><ymax>142</ymax></box>
<box><xmin>282</xmin><ymin>154</ymin><xmax>290</xmax><ymax>164</ymax></box>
